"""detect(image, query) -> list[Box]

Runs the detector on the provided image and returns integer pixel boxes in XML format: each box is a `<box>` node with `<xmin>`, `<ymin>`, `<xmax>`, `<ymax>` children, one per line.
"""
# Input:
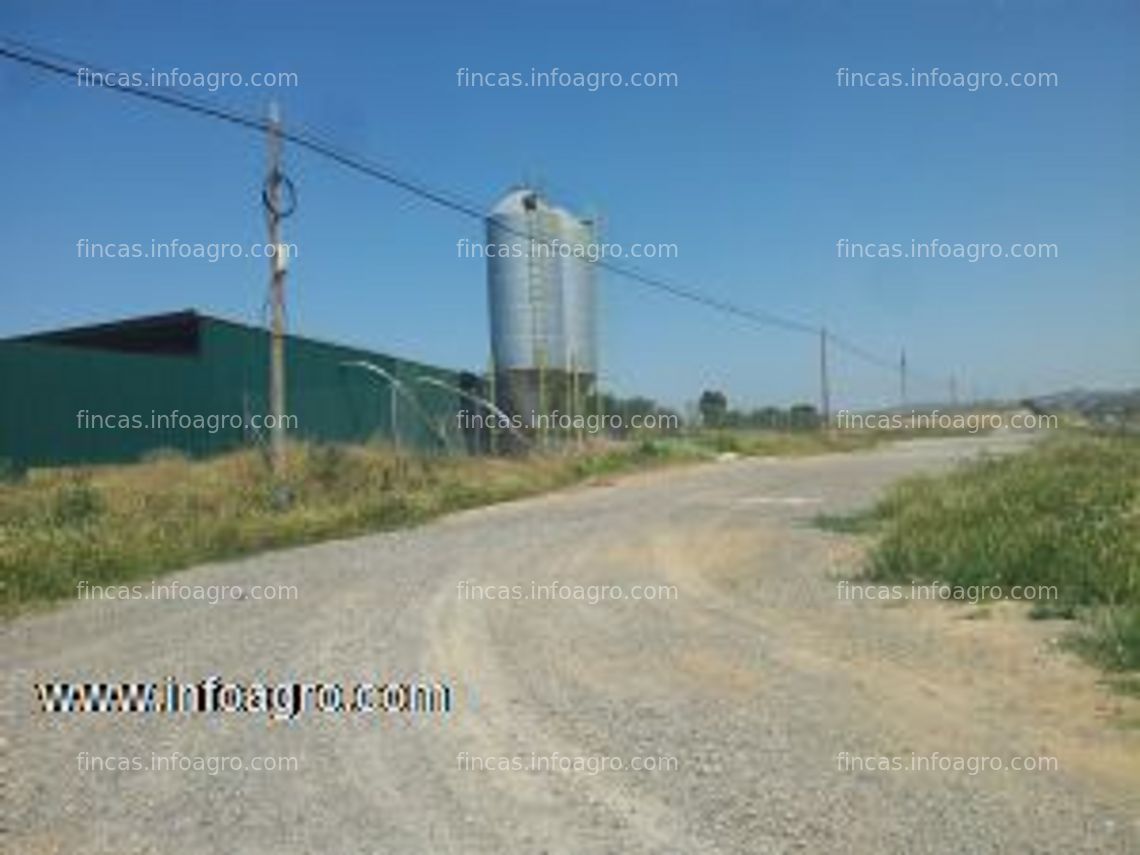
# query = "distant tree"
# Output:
<box><xmin>625</xmin><ymin>396</ymin><xmax>658</xmax><ymax>418</ymax></box>
<box><xmin>750</xmin><ymin>406</ymin><xmax>784</xmax><ymax>429</ymax></box>
<box><xmin>699</xmin><ymin>389</ymin><xmax>728</xmax><ymax>428</ymax></box>
<box><xmin>788</xmin><ymin>403</ymin><xmax>820</xmax><ymax>430</ymax></box>
<box><xmin>590</xmin><ymin>392</ymin><xmax>680</xmax><ymax>437</ymax></box>
<box><xmin>723</xmin><ymin>409</ymin><xmax>745</xmax><ymax>429</ymax></box>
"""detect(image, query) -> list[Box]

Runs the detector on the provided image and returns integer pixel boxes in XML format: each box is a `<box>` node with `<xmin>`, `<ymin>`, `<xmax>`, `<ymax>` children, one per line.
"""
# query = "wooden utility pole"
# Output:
<box><xmin>487</xmin><ymin>355</ymin><xmax>497</xmax><ymax>455</ymax></box>
<box><xmin>265</xmin><ymin>102</ymin><xmax>288</xmax><ymax>478</ymax></box>
<box><xmin>598</xmin><ymin>382</ymin><xmax>607</xmax><ymax>439</ymax></box>
<box><xmin>571</xmin><ymin>357</ymin><xmax>582</xmax><ymax>447</ymax></box>
<box><xmin>390</xmin><ymin>372</ymin><xmax>399</xmax><ymax>454</ymax></box>
<box><xmin>537</xmin><ymin>351</ymin><xmax>547</xmax><ymax>449</ymax></box>
<box><xmin>819</xmin><ymin>326</ymin><xmax>831</xmax><ymax>429</ymax></box>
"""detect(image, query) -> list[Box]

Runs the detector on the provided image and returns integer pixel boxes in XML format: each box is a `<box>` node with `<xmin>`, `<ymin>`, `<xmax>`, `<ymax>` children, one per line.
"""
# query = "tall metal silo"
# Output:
<box><xmin>551</xmin><ymin>207</ymin><xmax>598</xmax><ymax>382</ymax></box>
<box><xmin>486</xmin><ymin>188</ymin><xmax>565</xmax><ymax>420</ymax></box>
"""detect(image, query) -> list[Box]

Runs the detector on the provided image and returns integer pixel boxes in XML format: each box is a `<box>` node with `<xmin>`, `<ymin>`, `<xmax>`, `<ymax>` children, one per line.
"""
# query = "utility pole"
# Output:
<box><xmin>571</xmin><ymin>356</ymin><xmax>582</xmax><ymax>447</ymax></box>
<box><xmin>900</xmin><ymin>347</ymin><xmax>908</xmax><ymax>406</ymax></box>
<box><xmin>537</xmin><ymin>351</ymin><xmax>547</xmax><ymax>449</ymax></box>
<box><xmin>598</xmin><ymin>382</ymin><xmax>607</xmax><ymax>439</ymax></box>
<box><xmin>819</xmin><ymin>326</ymin><xmax>831</xmax><ymax>429</ymax></box>
<box><xmin>949</xmin><ymin>373</ymin><xmax>959</xmax><ymax>407</ymax></box>
<box><xmin>264</xmin><ymin>101</ymin><xmax>289</xmax><ymax>480</ymax></box>
<box><xmin>487</xmin><ymin>355</ymin><xmax>497</xmax><ymax>456</ymax></box>
<box><xmin>390</xmin><ymin>369</ymin><xmax>399</xmax><ymax>453</ymax></box>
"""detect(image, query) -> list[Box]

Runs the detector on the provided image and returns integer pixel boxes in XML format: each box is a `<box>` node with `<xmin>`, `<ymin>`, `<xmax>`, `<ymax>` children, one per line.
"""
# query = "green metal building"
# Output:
<box><xmin>0</xmin><ymin>310</ymin><xmax>483</xmax><ymax>468</ymax></box>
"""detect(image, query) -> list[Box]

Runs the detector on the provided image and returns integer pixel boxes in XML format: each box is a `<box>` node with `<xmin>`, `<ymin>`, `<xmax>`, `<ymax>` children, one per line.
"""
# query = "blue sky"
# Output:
<box><xmin>2</xmin><ymin>0</ymin><xmax>1137</xmax><ymax>409</ymax></box>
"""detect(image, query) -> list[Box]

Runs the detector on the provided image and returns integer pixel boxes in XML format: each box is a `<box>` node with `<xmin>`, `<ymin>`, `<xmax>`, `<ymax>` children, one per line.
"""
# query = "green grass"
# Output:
<box><xmin>0</xmin><ymin>424</ymin><xmax>998</xmax><ymax>617</ymax></box>
<box><xmin>823</xmin><ymin>434</ymin><xmax>1140</xmax><ymax>673</ymax></box>
<box><xmin>0</xmin><ymin>438</ymin><xmax>722</xmax><ymax>615</ymax></box>
<box><xmin>688</xmin><ymin>428</ymin><xmax>885</xmax><ymax>457</ymax></box>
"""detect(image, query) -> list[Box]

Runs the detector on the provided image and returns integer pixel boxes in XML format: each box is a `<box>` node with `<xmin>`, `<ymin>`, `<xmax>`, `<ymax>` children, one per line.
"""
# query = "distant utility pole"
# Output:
<box><xmin>487</xmin><ymin>355</ymin><xmax>497</xmax><ymax>455</ymax></box>
<box><xmin>389</xmin><ymin>373</ymin><xmax>399</xmax><ymax>453</ymax></box>
<box><xmin>949</xmin><ymin>373</ymin><xmax>959</xmax><ymax>407</ymax></box>
<box><xmin>900</xmin><ymin>347</ymin><xmax>908</xmax><ymax>406</ymax></box>
<box><xmin>264</xmin><ymin>101</ymin><xmax>291</xmax><ymax>479</ymax></box>
<box><xmin>819</xmin><ymin>326</ymin><xmax>831</xmax><ymax>429</ymax></box>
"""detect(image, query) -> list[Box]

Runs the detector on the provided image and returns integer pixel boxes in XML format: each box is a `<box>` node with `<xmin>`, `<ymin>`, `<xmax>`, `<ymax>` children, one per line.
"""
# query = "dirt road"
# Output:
<box><xmin>4</xmin><ymin>434</ymin><xmax>1138</xmax><ymax>853</ymax></box>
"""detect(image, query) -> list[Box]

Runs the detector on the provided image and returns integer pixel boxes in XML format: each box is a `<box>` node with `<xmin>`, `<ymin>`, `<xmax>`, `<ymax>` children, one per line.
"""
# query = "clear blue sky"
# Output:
<box><xmin>2</xmin><ymin>0</ymin><xmax>1137</xmax><ymax>409</ymax></box>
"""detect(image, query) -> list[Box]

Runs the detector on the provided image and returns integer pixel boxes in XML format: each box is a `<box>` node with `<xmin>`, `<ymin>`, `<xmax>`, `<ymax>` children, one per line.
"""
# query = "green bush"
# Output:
<box><xmin>845</xmin><ymin>435</ymin><xmax>1140</xmax><ymax>674</ymax></box>
<box><xmin>52</xmin><ymin>476</ymin><xmax>104</xmax><ymax>526</ymax></box>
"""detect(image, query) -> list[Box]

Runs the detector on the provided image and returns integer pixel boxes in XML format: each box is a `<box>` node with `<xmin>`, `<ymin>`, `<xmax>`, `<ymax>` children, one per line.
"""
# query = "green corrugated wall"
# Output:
<box><xmin>0</xmin><ymin>317</ymin><xmax>472</xmax><ymax>468</ymax></box>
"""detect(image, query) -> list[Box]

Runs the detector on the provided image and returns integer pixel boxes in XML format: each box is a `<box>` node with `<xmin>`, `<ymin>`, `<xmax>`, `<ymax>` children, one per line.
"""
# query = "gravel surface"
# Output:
<box><xmin>3</xmin><ymin>433</ymin><xmax>1139</xmax><ymax>853</ymax></box>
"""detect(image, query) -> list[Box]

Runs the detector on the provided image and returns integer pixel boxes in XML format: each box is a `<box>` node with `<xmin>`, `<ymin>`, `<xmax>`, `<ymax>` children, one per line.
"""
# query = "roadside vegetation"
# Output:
<box><xmin>0</xmin><ymin>439</ymin><xmax>670</xmax><ymax>613</ymax></box>
<box><xmin>0</xmin><ymin>408</ymin><xmax>1029</xmax><ymax>616</ymax></box>
<box><xmin>1</xmin><ymin>428</ymin><xmax>909</xmax><ymax>614</ymax></box>
<box><xmin>821</xmin><ymin>433</ymin><xmax>1140</xmax><ymax>675</ymax></box>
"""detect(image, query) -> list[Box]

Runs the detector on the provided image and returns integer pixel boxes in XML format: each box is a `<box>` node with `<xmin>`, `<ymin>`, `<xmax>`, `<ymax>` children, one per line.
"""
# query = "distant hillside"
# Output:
<box><xmin>1023</xmin><ymin>388</ymin><xmax>1140</xmax><ymax>429</ymax></box>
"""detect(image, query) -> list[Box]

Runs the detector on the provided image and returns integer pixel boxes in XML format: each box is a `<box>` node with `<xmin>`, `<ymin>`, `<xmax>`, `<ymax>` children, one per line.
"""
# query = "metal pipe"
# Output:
<box><xmin>340</xmin><ymin>360</ymin><xmax>451</xmax><ymax>452</ymax></box>
<box><xmin>415</xmin><ymin>375</ymin><xmax>531</xmax><ymax>449</ymax></box>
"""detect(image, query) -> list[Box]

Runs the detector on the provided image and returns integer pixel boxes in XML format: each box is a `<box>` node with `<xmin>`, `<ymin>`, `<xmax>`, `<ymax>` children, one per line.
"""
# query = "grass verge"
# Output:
<box><xmin>819</xmin><ymin>434</ymin><xmax>1140</xmax><ymax>673</ymax></box>
<box><xmin>0</xmin><ymin>438</ymin><xmax>714</xmax><ymax>615</ymax></box>
<box><xmin>0</xmin><ymin>425</ymin><xmax>1001</xmax><ymax>616</ymax></box>
<box><xmin>4</xmin><ymin>427</ymin><xmax>906</xmax><ymax>615</ymax></box>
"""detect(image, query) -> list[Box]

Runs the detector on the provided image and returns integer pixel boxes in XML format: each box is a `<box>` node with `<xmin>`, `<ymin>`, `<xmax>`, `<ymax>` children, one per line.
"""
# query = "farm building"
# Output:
<box><xmin>0</xmin><ymin>310</ymin><xmax>483</xmax><ymax>469</ymax></box>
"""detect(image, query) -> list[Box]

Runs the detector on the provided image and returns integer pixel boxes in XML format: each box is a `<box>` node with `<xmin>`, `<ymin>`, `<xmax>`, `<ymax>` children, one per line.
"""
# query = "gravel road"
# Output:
<box><xmin>4</xmin><ymin>434</ymin><xmax>1139</xmax><ymax>854</ymax></box>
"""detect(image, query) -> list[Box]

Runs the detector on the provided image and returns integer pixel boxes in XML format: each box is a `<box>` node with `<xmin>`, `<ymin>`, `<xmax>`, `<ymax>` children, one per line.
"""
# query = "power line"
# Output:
<box><xmin>0</xmin><ymin>37</ymin><xmax>918</xmax><ymax>378</ymax></box>
<box><xmin>0</xmin><ymin>36</ymin><xmax>493</xmax><ymax>218</ymax></box>
<box><xmin>591</xmin><ymin>259</ymin><xmax>816</xmax><ymax>335</ymax></box>
<box><xmin>826</xmin><ymin>332</ymin><xmax>899</xmax><ymax>372</ymax></box>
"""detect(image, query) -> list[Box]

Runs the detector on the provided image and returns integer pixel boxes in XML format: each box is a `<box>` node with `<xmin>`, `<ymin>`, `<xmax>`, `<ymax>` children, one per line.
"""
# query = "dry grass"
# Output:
<box><xmin>0</xmin><ymin>439</ymin><xmax>709</xmax><ymax>614</ymax></box>
<box><xmin>0</xmin><ymin>425</ymin><xmax>951</xmax><ymax>615</ymax></box>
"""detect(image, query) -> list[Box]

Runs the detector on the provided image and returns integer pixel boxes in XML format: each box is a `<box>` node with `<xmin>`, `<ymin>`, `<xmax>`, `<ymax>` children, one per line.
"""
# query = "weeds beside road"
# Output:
<box><xmin>822</xmin><ymin>433</ymin><xmax>1140</xmax><ymax>677</ymax></box>
<box><xmin>0</xmin><ymin>429</ymin><xmax>906</xmax><ymax>615</ymax></box>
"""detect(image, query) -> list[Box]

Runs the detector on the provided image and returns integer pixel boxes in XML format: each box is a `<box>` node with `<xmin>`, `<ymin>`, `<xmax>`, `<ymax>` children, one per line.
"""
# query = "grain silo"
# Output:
<box><xmin>486</xmin><ymin>188</ymin><xmax>599</xmax><ymax>432</ymax></box>
<box><xmin>486</xmin><ymin>188</ymin><xmax>564</xmax><ymax>419</ymax></box>
<box><xmin>551</xmin><ymin>206</ymin><xmax>598</xmax><ymax>381</ymax></box>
